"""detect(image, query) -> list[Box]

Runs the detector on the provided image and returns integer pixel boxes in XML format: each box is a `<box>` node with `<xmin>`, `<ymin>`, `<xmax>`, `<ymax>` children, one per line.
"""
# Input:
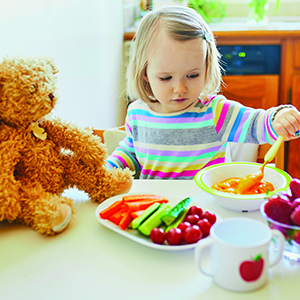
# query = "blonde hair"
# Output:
<box><xmin>126</xmin><ymin>6</ymin><xmax>222</xmax><ymax>103</ymax></box>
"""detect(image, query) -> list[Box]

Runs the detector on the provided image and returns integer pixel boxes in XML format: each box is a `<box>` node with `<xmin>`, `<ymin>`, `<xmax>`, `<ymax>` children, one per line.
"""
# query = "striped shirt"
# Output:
<box><xmin>107</xmin><ymin>95</ymin><xmax>278</xmax><ymax>179</ymax></box>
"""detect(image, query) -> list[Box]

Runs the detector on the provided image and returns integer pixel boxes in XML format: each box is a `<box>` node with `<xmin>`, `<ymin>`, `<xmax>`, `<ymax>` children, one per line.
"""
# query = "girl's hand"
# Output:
<box><xmin>272</xmin><ymin>107</ymin><xmax>300</xmax><ymax>140</ymax></box>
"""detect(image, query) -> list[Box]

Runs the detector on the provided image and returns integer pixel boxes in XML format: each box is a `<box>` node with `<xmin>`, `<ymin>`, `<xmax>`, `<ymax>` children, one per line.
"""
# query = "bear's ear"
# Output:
<box><xmin>45</xmin><ymin>56</ymin><xmax>58</xmax><ymax>75</ymax></box>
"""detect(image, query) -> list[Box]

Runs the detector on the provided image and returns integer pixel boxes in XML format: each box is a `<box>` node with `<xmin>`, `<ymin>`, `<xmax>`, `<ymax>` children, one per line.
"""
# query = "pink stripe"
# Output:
<box><xmin>125</xmin><ymin>122</ymin><xmax>132</xmax><ymax>133</ymax></box>
<box><xmin>202</xmin><ymin>157</ymin><xmax>225</xmax><ymax>168</ymax></box>
<box><xmin>111</xmin><ymin>155</ymin><xmax>129</xmax><ymax>169</ymax></box>
<box><xmin>215</xmin><ymin>102</ymin><xmax>229</xmax><ymax>133</ymax></box>
<box><xmin>265</xmin><ymin>113</ymin><xmax>277</xmax><ymax>140</ymax></box>
<box><xmin>141</xmin><ymin>158</ymin><xmax>225</xmax><ymax>178</ymax></box>
<box><xmin>141</xmin><ymin>168</ymin><xmax>199</xmax><ymax>179</ymax></box>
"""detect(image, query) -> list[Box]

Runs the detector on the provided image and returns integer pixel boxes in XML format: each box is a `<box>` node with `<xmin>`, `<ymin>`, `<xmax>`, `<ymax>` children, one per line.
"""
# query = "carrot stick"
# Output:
<box><xmin>108</xmin><ymin>208</ymin><xmax>128</xmax><ymax>224</ymax></box>
<box><xmin>99</xmin><ymin>200</ymin><xmax>124</xmax><ymax>219</ymax></box>
<box><xmin>100</xmin><ymin>195</ymin><xmax>169</xmax><ymax>229</ymax></box>
<box><xmin>119</xmin><ymin>211</ymin><xmax>132</xmax><ymax>230</ymax></box>
<box><xmin>123</xmin><ymin>194</ymin><xmax>168</xmax><ymax>202</ymax></box>
<box><xmin>131</xmin><ymin>210</ymin><xmax>145</xmax><ymax>219</ymax></box>
<box><xmin>125</xmin><ymin>199</ymin><xmax>168</xmax><ymax>212</ymax></box>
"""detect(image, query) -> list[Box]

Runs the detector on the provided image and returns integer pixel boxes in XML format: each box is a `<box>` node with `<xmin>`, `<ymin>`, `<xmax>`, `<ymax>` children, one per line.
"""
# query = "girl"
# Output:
<box><xmin>107</xmin><ymin>6</ymin><xmax>300</xmax><ymax>180</ymax></box>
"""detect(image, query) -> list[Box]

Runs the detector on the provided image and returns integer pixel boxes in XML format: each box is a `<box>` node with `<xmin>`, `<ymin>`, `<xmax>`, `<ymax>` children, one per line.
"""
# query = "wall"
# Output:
<box><xmin>152</xmin><ymin>0</ymin><xmax>300</xmax><ymax>18</ymax></box>
<box><xmin>0</xmin><ymin>0</ymin><xmax>125</xmax><ymax>129</ymax></box>
<box><xmin>123</xmin><ymin>0</ymin><xmax>141</xmax><ymax>29</ymax></box>
<box><xmin>224</xmin><ymin>0</ymin><xmax>300</xmax><ymax>18</ymax></box>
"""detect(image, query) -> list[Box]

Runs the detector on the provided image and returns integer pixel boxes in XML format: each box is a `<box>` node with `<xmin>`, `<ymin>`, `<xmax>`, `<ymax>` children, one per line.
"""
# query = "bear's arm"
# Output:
<box><xmin>41</xmin><ymin>118</ymin><xmax>107</xmax><ymax>165</ymax></box>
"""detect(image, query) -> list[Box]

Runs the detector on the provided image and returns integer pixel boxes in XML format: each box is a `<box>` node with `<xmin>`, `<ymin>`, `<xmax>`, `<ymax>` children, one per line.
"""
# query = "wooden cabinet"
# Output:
<box><xmin>221</xmin><ymin>75</ymin><xmax>279</xmax><ymax>109</ymax></box>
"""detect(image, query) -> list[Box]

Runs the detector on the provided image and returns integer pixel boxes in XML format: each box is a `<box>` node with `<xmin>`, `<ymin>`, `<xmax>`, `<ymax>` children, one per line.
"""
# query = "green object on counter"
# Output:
<box><xmin>161</xmin><ymin>197</ymin><xmax>192</xmax><ymax>226</ymax></box>
<box><xmin>131</xmin><ymin>202</ymin><xmax>161</xmax><ymax>229</ymax></box>
<box><xmin>138</xmin><ymin>203</ymin><xmax>171</xmax><ymax>236</ymax></box>
<box><xmin>165</xmin><ymin>208</ymin><xmax>189</xmax><ymax>233</ymax></box>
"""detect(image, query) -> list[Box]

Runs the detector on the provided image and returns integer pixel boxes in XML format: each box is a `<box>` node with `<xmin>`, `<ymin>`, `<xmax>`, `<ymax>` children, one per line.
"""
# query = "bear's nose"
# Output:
<box><xmin>49</xmin><ymin>93</ymin><xmax>54</xmax><ymax>101</ymax></box>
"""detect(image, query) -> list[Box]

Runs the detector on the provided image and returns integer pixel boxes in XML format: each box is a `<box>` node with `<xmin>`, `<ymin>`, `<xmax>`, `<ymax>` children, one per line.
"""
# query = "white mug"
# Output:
<box><xmin>194</xmin><ymin>217</ymin><xmax>285</xmax><ymax>292</ymax></box>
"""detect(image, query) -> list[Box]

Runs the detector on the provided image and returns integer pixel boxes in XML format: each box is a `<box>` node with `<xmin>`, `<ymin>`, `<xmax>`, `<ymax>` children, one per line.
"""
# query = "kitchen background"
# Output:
<box><xmin>0</xmin><ymin>0</ymin><xmax>298</xmax><ymax>129</ymax></box>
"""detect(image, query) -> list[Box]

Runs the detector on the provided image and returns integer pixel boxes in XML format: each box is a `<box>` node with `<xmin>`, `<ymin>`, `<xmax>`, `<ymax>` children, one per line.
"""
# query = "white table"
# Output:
<box><xmin>1</xmin><ymin>180</ymin><xmax>299</xmax><ymax>300</ymax></box>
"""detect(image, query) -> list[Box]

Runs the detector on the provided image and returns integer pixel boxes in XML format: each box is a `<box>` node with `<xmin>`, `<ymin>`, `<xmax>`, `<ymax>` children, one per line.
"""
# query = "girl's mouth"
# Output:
<box><xmin>172</xmin><ymin>98</ymin><xmax>187</xmax><ymax>103</ymax></box>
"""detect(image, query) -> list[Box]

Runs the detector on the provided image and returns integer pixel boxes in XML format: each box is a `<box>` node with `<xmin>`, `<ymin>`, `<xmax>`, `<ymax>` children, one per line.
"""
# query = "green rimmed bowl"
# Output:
<box><xmin>194</xmin><ymin>162</ymin><xmax>291</xmax><ymax>212</ymax></box>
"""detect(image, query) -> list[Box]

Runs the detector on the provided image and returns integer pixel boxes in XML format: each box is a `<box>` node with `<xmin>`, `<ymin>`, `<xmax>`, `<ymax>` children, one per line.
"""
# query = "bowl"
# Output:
<box><xmin>194</xmin><ymin>162</ymin><xmax>291</xmax><ymax>212</ymax></box>
<box><xmin>260</xmin><ymin>200</ymin><xmax>300</xmax><ymax>261</ymax></box>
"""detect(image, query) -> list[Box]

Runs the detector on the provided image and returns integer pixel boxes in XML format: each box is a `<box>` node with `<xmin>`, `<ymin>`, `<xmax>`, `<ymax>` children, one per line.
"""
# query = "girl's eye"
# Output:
<box><xmin>187</xmin><ymin>74</ymin><xmax>199</xmax><ymax>79</ymax></box>
<box><xmin>160</xmin><ymin>76</ymin><xmax>172</xmax><ymax>81</ymax></box>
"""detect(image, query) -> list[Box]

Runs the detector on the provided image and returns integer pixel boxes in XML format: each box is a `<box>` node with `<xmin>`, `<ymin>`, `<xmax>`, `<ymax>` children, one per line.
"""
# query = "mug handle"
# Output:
<box><xmin>194</xmin><ymin>236</ymin><xmax>214</xmax><ymax>277</ymax></box>
<box><xmin>269</xmin><ymin>229</ymin><xmax>285</xmax><ymax>267</ymax></box>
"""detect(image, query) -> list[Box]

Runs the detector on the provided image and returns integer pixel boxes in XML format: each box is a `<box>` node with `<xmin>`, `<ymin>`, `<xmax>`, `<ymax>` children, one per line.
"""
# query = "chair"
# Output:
<box><xmin>92</xmin><ymin>126</ymin><xmax>126</xmax><ymax>155</ymax></box>
<box><xmin>92</xmin><ymin>128</ymin><xmax>285</xmax><ymax>170</ymax></box>
<box><xmin>256</xmin><ymin>142</ymin><xmax>285</xmax><ymax>169</ymax></box>
<box><xmin>226</xmin><ymin>142</ymin><xmax>284</xmax><ymax>170</ymax></box>
<box><xmin>92</xmin><ymin>125</ymin><xmax>125</xmax><ymax>143</ymax></box>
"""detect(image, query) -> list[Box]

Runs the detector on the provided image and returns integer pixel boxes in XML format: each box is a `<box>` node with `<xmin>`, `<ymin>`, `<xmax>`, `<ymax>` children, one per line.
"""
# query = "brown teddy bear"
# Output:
<box><xmin>0</xmin><ymin>56</ymin><xmax>133</xmax><ymax>235</ymax></box>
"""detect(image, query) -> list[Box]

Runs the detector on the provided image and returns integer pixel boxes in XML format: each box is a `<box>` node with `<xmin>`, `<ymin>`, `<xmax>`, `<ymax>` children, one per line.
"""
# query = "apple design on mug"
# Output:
<box><xmin>239</xmin><ymin>254</ymin><xmax>264</xmax><ymax>282</ymax></box>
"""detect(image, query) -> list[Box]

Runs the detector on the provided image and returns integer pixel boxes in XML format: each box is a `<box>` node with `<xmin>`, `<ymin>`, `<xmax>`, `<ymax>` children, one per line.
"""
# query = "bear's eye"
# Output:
<box><xmin>49</xmin><ymin>93</ymin><xmax>54</xmax><ymax>101</ymax></box>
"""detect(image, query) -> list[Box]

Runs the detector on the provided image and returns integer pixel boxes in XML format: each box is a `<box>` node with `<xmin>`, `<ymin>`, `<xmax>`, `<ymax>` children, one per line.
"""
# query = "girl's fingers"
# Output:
<box><xmin>274</xmin><ymin>109</ymin><xmax>300</xmax><ymax>138</ymax></box>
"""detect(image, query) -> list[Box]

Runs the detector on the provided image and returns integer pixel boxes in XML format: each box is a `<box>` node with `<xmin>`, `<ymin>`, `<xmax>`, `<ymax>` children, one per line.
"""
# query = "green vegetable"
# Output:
<box><xmin>165</xmin><ymin>208</ymin><xmax>189</xmax><ymax>233</ymax></box>
<box><xmin>131</xmin><ymin>202</ymin><xmax>161</xmax><ymax>229</ymax></box>
<box><xmin>161</xmin><ymin>197</ymin><xmax>192</xmax><ymax>226</ymax></box>
<box><xmin>159</xmin><ymin>223</ymin><xmax>167</xmax><ymax>231</ymax></box>
<box><xmin>138</xmin><ymin>203</ymin><xmax>171</xmax><ymax>236</ymax></box>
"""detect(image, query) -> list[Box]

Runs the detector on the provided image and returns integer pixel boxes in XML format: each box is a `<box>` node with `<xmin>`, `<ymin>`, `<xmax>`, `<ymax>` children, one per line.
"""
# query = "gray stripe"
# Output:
<box><xmin>132</xmin><ymin>126</ymin><xmax>221</xmax><ymax>145</ymax></box>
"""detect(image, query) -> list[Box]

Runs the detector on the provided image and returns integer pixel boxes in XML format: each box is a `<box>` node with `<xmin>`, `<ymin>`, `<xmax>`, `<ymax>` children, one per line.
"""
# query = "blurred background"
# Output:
<box><xmin>0</xmin><ymin>0</ymin><xmax>298</xmax><ymax>128</ymax></box>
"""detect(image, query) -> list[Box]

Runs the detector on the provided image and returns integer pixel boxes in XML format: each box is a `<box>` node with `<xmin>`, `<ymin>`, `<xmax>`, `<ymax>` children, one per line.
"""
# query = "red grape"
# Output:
<box><xmin>166</xmin><ymin>228</ymin><xmax>182</xmax><ymax>245</ymax></box>
<box><xmin>183</xmin><ymin>225</ymin><xmax>203</xmax><ymax>244</ymax></box>
<box><xmin>177</xmin><ymin>221</ymin><xmax>191</xmax><ymax>233</ymax></box>
<box><xmin>187</xmin><ymin>206</ymin><xmax>203</xmax><ymax>217</ymax></box>
<box><xmin>185</xmin><ymin>214</ymin><xmax>200</xmax><ymax>225</ymax></box>
<box><xmin>196</xmin><ymin>218</ymin><xmax>211</xmax><ymax>237</ymax></box>
<box><xmin>150</xmin><ymin>228</ymin><xmax>166</xmax><ymax>244</ymax></box>
<box><xmin>202</xmin><ymin>211</ymin><xmax>217</xmax><ymax>225</ymax></box>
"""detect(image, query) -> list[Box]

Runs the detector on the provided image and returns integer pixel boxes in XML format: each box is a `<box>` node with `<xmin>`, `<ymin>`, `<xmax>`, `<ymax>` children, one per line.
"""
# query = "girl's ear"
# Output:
<box><xmin>144</xmin><ymin>70</ymin><xmax>149</xmax><ymax>82</ymax></box>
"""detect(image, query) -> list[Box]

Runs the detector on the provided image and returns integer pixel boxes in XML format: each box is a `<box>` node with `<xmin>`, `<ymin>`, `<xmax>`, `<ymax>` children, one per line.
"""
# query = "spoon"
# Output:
<box><xmin>236</xmin><ymin>135</ymin><xmax>284</xmax><ymax>194</ymax></box>
<box><xmin>263</xmin><ymin>135</ymin><xmax>284</xmax><ymax>164</ymax></box>
<box><xmin>257</xmin><ymin>134</ymin><xmax>284</xmax><ymax>181</ymax></box>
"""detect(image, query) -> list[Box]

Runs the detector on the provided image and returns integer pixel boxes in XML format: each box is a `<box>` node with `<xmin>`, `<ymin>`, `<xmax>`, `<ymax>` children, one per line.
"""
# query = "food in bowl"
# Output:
<box><xmin>211</xmin><ymin>175</ymin><xmax>274</xmax><ymax>195</ymax></box>
<box><xmin>211</xmin><ymin>163</ymin><xmax>275</xmax><ymax>195</ymax></box>
<box><xmin>260</xmin><ymin>178</ymin><xmax>300</xmax><ymax>261</ymax></box>
<box><xmin>194</xmin><ymin>162</ymin><xmax>291</xmax><ymax>212</ymax></box>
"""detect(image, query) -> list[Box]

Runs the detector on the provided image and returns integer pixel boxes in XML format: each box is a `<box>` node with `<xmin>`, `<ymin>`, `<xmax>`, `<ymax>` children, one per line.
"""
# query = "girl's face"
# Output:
<box><xmin>144</xmin><ymin>33</ymin><xmax>207</xmax><ymax>113</ymax></box>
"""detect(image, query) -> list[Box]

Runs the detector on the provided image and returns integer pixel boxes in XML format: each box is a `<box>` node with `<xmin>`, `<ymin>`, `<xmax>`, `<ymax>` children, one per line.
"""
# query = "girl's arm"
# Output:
<box><xmin>212</xmin><ymin>97</ymin><xmax>282</xmax><ymax>145</ymax></box>
<box><xmin>106</xmin><ymin>123</ymin><xmax>141</xmax><ymax>175</ymax></box>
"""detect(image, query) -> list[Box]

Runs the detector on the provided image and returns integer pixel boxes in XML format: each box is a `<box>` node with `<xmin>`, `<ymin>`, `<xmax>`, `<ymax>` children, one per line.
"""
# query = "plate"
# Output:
<box><xmin>95</xmin><ymin>193</ymin><xmax>222</xmax><ymax>251</ymax></box>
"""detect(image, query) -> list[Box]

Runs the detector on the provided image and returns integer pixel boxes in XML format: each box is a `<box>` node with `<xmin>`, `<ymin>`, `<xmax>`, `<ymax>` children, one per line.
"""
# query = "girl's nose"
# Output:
<box><xmin>173</xmin><ymin>80</ymin><xmax>187</xmax><ymax>95</ymax></box>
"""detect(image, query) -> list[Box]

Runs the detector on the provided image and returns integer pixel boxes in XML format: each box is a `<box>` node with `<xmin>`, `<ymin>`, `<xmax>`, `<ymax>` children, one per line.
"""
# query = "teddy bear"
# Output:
<box><xmin>0</xmin><ymin>56</ymin><xmax>133</xmax><ymax>235</ymax></box>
